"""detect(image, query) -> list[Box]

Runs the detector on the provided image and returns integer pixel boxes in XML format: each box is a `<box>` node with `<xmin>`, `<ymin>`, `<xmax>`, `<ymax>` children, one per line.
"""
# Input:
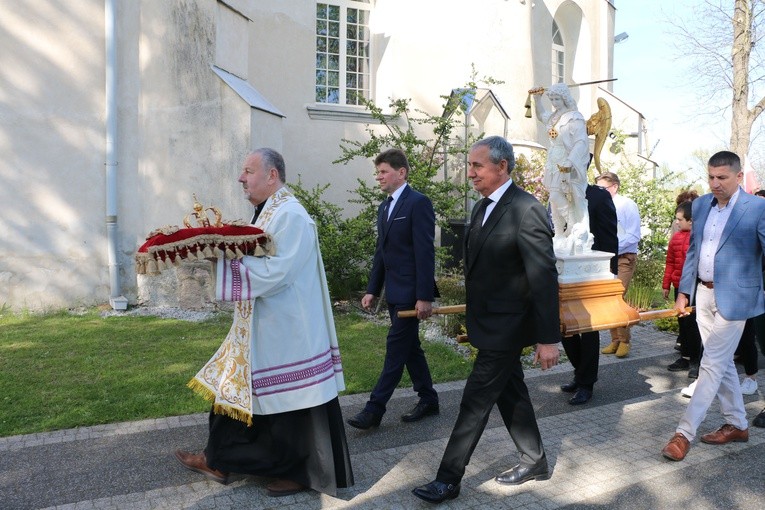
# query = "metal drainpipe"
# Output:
<box><xmin>105</xmin><ymin>0</ymin><xmax>127</xmax><ymax>310</ymax></box>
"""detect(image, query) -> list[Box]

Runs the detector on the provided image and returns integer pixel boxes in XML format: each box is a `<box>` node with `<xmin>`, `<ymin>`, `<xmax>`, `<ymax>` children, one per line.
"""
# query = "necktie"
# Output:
<box><xmin>383</xmin><ymin>196</ymin><xmax>394</xmax><ymax>221</ymax></box>
<box><xmin>468</xmin><ymin>197</ymin><xmax>492</xmax><ymax>254</ymax></box>
<box><xmin>473</xmin><ymin>197</ymin><xmax>492</xmax><ymax>228</ymax></box>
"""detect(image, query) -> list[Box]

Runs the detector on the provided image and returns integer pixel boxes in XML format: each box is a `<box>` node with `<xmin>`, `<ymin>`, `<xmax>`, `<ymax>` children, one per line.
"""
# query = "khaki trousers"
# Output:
<box><xmin>610</xmin><ymin>253</ymin><xmax>637</xmax><ymax>343</ymax></box>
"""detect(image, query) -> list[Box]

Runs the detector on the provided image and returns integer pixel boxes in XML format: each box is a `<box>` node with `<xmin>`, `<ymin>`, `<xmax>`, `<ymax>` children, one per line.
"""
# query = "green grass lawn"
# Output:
<box><xmin>0</xmin><ymin>309</ymin><xmax>472</xmax><ymax>437</ymax></box>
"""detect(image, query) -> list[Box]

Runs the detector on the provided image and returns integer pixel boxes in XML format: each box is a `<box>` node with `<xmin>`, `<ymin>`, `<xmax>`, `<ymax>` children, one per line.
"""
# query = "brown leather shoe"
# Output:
<box><xmin>266</xmin><ymin>478</ymin><xmax>307</xmax><ymax>497</ymax></box>
<box><xmin>174</xmin><ymin>450</ymin><xmax>229</xmax><ymax>484</ymax></box>
<box><xmin>661</xmin><ymin>433</ymin><xmax>690</xmax><ymax>461</ymax></box>
<box><xmin>700</xmin><ymin>424</ymin><xmax>749</xmax><ymax>444</ymax></box>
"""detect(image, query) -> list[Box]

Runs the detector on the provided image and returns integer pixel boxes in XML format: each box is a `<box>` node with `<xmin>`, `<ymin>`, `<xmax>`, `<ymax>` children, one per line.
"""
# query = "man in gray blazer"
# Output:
<box><xmin>412</xmin><ymin>136</ymin><xmax>560</xmax><ymax>504</ymax></box>
<box><xmin>662</xmin><ymin>150</ymin><xmax>765</xmax><ymax>461</ymax></box>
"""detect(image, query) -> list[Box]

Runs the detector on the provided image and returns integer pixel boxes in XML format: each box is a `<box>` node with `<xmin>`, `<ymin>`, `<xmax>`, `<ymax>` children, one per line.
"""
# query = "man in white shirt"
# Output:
<box><xmin>596</xmin><ymin>172</ymin><xmax>641</xmax><ymax>358</ymax></box>
<box><xmin>662</xmin><ymin>150</ymin><xmax>765</xmax><ymax>461</ymax></box>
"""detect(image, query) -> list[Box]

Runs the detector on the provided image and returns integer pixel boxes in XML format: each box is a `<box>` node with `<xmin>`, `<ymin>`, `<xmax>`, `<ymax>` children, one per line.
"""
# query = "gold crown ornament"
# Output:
<box><xmin>184</xmin><ymin>194</ymin><xmax>223</xmax><ymax>228</ymax></box>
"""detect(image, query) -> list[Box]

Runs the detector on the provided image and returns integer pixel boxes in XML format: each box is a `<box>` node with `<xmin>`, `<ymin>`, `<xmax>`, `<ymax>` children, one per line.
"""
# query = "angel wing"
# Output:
<box><xmin>586</xmin><ymin>97</ymin><xmax>612</xmax><ymax>175</ymax></box>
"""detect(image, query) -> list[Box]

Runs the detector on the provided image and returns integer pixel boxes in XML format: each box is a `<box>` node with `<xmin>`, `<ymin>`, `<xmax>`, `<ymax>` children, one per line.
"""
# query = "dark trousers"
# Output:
<box><xmin>561</xmin><ymin>331</ymin><xmax>599</xmax><ymax>391</ymax></box>
<box><xmin>436</xmin><ymin>347</ymin><xmax>545</xmax><ymax>485</ymax></box>
<box><xmin>365</xmin><ymin>302</ymin><xmax>438</xmax><ymax>416</ymax></box>
<box><xmin>675</xmin><ymin>288</ymin><xmax>702</xmax><ymax>361</ymax></box>
<box><xmin>735</xmin><ymin>318</ymin><xmax>758</xmax><ymax>376</ymax></box>
<box><xmin>754</xmin><ymin>312</ymin><xmax>765</xmax><ymax>356</ymax></box>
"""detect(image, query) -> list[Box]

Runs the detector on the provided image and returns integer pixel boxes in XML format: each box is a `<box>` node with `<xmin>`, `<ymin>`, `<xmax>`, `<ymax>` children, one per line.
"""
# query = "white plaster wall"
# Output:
<box><xmin>0</xmin><ymin>0</ymin><xmax>109</xmax><ymax>309</ymax></box>
<box><xmin>0</xmin><ymin>0</ymin><xmax>263</xmax><ymax>310</ymax></box>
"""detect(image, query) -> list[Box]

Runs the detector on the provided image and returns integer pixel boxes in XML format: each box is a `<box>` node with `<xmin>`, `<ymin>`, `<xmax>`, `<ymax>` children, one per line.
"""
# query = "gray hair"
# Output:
<box><xmin>253</xmin><ymin>148</ymin><xmax>286</xmax><ymax>182</ymax></box>
<box><xmin>546</xmin><ymin>83</ymin><xmax>577</xmax><ymax>109</ymax></box>
<box><xmin>471</xmin><ymin>136</ymin><xmax>515</xmax><ymax>173</ymax></box>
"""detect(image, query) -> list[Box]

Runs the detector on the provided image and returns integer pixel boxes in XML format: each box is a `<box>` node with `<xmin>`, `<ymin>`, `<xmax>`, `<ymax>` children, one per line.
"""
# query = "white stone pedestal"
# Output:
<box><xmin>555</xmin><ymin>250</ymin><xmax>615</xmax><ymax>284</ymax></box>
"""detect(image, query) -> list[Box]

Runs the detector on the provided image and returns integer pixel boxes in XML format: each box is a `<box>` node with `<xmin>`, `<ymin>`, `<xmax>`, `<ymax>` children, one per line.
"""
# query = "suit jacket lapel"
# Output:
<box><xmin>692</xmin><ymin>197</ymin><xmax>711</xmax><ymax>254</ymax></box>
<box><xmin>382</xmin><ymin>185</ymin><xmax>410</xmax><ymax>241</ymax></box>
<box><xmin>718</xmin><ymin>191</ymin><xmax>749</xmax><ymax>251</ymax></box>
<box><xmin>466</xmin><ymin>183</ymin><xmax>516</xmax><ymax>273</ymax></box>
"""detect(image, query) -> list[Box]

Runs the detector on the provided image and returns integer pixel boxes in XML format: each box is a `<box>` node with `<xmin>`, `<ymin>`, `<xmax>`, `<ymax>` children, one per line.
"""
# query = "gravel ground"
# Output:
<box><xmin>99</xmin><ymin>306</ymin><xmax>221</xmax><ymax>322</ymax></box>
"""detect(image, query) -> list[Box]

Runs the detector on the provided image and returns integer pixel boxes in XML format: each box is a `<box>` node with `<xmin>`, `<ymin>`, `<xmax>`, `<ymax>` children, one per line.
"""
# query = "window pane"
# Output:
<box><xmin>316</xmin><ymin>86</ymin><xmax>326</xmax><ymax>102</ymax></box>
<box><xmin>347</xmin><ymin>8</ymin><xmax>358</xmax><ymax>24</ymax></box>
<box><xmin>317</xmin><ymin>36</ymin><xmax>327</xmax><ymax>52</ymax></box>
<box><xmin>359</xmin><ymin>26</ymin><xmax>368</xmax><ymax>41</ymax></box>
<box><xmin>347</xmin><ymin>56</ymin><xmax>357</xmax><ymax>72</ymax></box>
<box><xmin>359</xmin><ymin>10</ymin><xmax>368</xmax><ymax>24</ymax></box>
<box><xmin>329</xmin><ymin>37</ymin><xmax>339</xmax><ymax>54</ymax></box>
<box><xmin>317</xmin><ymin>19</ymin><xmax>327</xmax><ymax>36</ymax></box>
<box><xmin>347</xmin><ymin>73</ymin><xmax>357</xmax><ymax>88</ymax></box>
<box><xmin>328</xmin><ymin>54</ymin><xmax>339</xmax><ymax>70</ymax></box>
<box><xmin>329</xmin><ymin>20</ymin><xmax>339</xmax><ymax>38</ymax></box>
<box><xmin>316</xmin><ymin>69</ymin><xmax>326</xmax><ymax>85</ymax></box>
<box><xmin>346</xmin><ymin>90</ymin><xmax>358</xmax><ymax>105</ymax></box>
<box><xmin>553</xmin><ymin>21</ymin><xmax>563</xmax><ymax>44</ymax></box>
<box><xmin>316</xmin><ymin>54</ymin><xmax>327</xmax><ymax>69</ymax></box>
<box><xmin>328</xmin><ymin>5</ymin><xmax>340</xmax><ymax>21</ymax></box>
<box><xmin>317</xmin><ymin>3</ymin><xmax>327</xmax><ymax>19</ymax></box>
<box><xmin>347</xmin><ymin>25</ymin><xmax>357</xmax><ymax>40</ymax></box>
<box><xmin>347</xmin><ymin>40</ymin><xmax>357</xmax><ymax>56</ymax></box>
<box><xmin>328</xmin><ymin>71</ymin><xmax>339</xmax><ymax>87</ymax></box>
<box><xmin>328</xmin><ymin>88</ymin><xmax>339</xmax><ymax>104</ymax></box>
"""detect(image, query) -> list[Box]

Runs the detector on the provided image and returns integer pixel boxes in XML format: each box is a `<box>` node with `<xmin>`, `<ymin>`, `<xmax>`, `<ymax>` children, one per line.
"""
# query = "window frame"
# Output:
<box><xmin>551</xmin><ymin>20</ymin><xmax>565</xmax><ymax>84</ymax></box>
<box><xmin>315</xmin><ymin>0</ymin><xmax>372</xmax><ymax>107</ymax></box>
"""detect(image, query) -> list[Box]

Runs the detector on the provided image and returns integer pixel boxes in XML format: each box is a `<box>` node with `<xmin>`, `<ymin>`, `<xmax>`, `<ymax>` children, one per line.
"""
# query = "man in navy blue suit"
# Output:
<box><xmin>347</xmin><ymin>148</ymin><xmax>440</xmax><ymax>430</ymax></box>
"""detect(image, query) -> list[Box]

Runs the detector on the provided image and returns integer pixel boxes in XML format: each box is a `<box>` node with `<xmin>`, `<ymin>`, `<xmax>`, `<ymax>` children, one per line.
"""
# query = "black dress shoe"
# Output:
<box><xmin>401</xmin><ymin>401</ymin><xmax>439</xmax><ymax>422</ymax></box>
<box><xmin>754</xmin><ymin>408</ymin><xmax>765</xmax><ymax>428</ymax></box>
<box><xmin>412</xmin><ymin>480</ymin><xmax>460</xmax><ymax>503</ymax></box>
<box><xmin>688</xmin><ymin>362</ymin><xmax>699</xmax><ymax>379</ymax></box>
<box><xmin>346</xmin><ymin>410</ymin><xmax>382</xmax><ymax>430</ymax></box>
<box><xmin>667</xmin><ymin>358</ymin><xmax>690</xmax><ymax>371</ymax></box>
<box><xmin>568</xmin><ymin>388</ymin><xmax>592</xmax><ymax>405</ymax></box>
<box><xmin>560</xmin><ymin>380</ymin><xmax>578</xmax><ymax>393</ymax></box>
<box><xmin>495</xmin><ymin>460</ymin><xmax>550</xmax><ymax>485</ymax></box>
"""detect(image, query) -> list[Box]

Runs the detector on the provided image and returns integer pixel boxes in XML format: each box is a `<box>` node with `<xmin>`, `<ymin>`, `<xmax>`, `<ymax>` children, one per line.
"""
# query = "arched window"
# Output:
<box><xmin>552</xmin><ymin>20</ymin><xmax>564</xmax><ymax>84</ymax></box>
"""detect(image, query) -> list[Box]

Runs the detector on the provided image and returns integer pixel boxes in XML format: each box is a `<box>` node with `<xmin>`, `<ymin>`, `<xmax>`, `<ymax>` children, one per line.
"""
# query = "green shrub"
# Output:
<box><xmin>290</xmin><ymin>178</ymin><xmax>375</xmax><ymax>298</ymax></box>
<box><xmin>436</xmin><ymin>269</ymin><xmax>466</xmax><ymax>337</ymax></box>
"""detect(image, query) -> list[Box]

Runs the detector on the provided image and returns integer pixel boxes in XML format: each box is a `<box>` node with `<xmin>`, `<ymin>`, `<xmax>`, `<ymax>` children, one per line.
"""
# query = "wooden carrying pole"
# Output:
<box><xmin>398</xmin><ymin>305</ymin><xmax>693</xmax><ymax>335</ymax></box>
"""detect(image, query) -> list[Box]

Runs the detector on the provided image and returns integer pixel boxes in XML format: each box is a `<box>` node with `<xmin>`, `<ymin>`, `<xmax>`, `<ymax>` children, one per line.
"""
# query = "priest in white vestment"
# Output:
<box><xmin>175</xmin><ymin>148</ymin><xmax>353</xmax><ymax>498</ymax></box>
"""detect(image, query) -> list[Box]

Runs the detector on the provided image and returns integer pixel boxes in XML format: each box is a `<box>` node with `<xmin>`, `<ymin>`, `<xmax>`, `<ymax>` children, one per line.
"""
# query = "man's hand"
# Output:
<box><xmin>415</xmin><ymin>300</ymin><xmax>433</xmax><ymax>320</ymax></box>
<box><xmin>534</xmin><ymin>343</ymin><xmax>560</xmax><ymax>370</ymax></box>
<box><xmin>663</xmin><ymin>288</ymin><xmax>670</xmax><ymax>300</ymax></box>
<box><xmin>674</xmin><ymin>293</ymin><xmax>689</xmax><ymax>316</ymax></box>
<box><xmin>361</xmin><ymin>293</ymin><xmax>375</xmax><ymax>311</ymax></box>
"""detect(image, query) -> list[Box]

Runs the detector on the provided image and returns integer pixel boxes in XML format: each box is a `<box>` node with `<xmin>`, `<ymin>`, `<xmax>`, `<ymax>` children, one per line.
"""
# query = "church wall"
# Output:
<box><xmin>0</xmin><ymin>0</ymin><xmax>621</xmax><ymax>310</ymax></box>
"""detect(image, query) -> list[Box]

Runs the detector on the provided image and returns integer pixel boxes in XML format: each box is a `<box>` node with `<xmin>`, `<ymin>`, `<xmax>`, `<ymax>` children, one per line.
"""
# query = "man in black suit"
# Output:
<box><xmin>559</xmin><ymin>184</ymin><xmax>618</xmax><ymax>405</ymax></box>
<box><xmin>412</xmin><ymin>136</ymin><xmax>561</xmax><ymax>504</ymax></box>
<box><xmin>347</xmin><ymin>148</ymin><xmax>439</xmax><ymax>430</ymax></box>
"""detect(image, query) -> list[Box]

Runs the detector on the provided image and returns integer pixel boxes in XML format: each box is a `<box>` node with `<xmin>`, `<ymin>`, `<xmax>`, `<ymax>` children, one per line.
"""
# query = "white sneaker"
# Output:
<box><xmin>741</xmin><ymin>377</ymin><xmax>758</xmax><ymax>395</ymax></box>
<box><xmin>681</xmin><ymin>381</ymin><xmax>697</xmax><ymax>398</ymax></box>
